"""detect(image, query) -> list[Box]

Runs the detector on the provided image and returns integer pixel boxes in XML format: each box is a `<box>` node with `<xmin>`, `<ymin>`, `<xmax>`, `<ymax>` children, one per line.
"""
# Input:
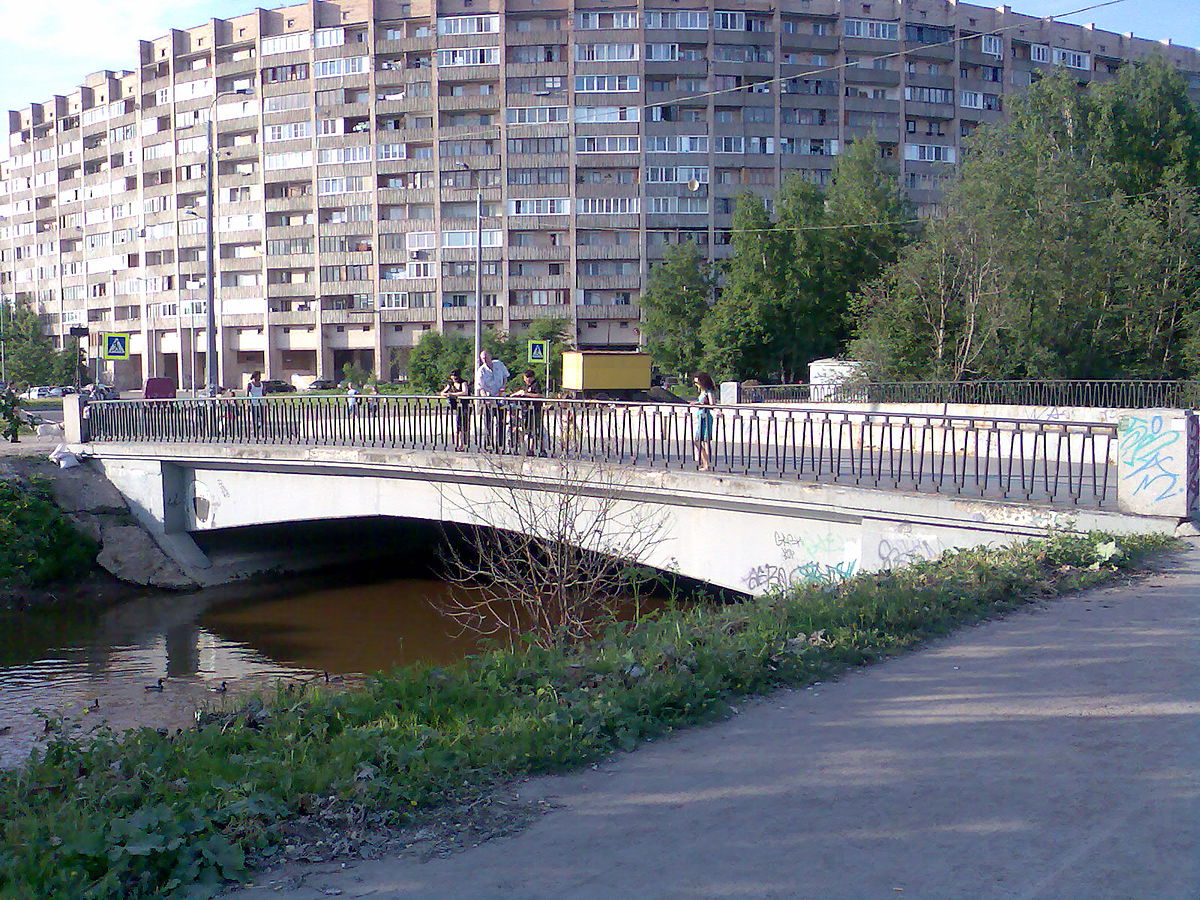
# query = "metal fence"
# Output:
<box><xmin>87</xmin><ymin>395</ymin><xmax>1118</xmax><ymax>507</ymax></box>
<box><xmin>746</xmin><ymin>380</ymin><xmax>1200</xmax><ymax>410</ymax></box>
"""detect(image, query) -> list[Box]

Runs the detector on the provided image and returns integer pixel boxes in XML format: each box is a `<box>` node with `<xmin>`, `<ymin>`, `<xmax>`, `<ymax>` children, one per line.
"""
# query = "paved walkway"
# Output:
<box><xmin>232</xmin><ymin>544</ymin><xmax>1200</xmax><ymax>900</ymax></box>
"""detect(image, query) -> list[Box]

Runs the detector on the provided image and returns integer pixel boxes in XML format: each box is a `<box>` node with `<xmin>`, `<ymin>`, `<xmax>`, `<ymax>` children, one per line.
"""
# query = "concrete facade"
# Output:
<box><xmin>3</xmin><ymin>0</ymin><xmax>1199</xmax><ymax>390</ymax></box>
<box><xmin>78</xmin><ymin>441</ymin><xmax>1173</xmax><ymax>594</ymax></box>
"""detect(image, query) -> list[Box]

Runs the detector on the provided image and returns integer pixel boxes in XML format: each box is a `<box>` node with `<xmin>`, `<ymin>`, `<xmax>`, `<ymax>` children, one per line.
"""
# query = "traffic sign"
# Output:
<box><xmin>528</xmin><ymin>340</ymin><xmax>548</xmax><ymax>363</ymax></box>
<box><xmin>102</xmin><ymin>332</ymin><xmax>130</xmax><ymax>360</ymax></box>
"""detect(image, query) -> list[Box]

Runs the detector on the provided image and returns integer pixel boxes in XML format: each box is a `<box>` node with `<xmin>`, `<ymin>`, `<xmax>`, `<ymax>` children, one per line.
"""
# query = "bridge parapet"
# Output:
<box><xmin>77</xmin><ymin>394</ymin><xmax>1122</xmax><ymax>509</ymax></box>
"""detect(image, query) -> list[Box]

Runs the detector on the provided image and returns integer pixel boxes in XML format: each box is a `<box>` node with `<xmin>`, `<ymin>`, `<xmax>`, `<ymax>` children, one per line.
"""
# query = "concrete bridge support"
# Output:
<box><xmin>81</xmin><ymin>443</ymin><xmax>1173</xmax><ymax>595</ymax></box>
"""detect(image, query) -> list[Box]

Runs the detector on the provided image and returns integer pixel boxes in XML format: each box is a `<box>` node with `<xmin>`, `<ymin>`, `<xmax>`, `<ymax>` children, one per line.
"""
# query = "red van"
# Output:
<box><xmin>143</xmin><ymin>377</ymin><xmax>177</xmax><ymax>399</ymax></box>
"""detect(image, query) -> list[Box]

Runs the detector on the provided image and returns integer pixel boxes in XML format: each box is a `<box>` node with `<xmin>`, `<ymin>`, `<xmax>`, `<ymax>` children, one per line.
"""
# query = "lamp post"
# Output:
<box><xmin>202</xmin><ymin>89</ymin><xmax>253</xmax><ymax>396</ymax></box>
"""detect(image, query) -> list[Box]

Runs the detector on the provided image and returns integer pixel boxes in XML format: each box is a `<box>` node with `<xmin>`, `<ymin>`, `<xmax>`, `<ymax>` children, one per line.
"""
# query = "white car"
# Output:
<box><xmin>20</xmin><ymin>386</ymin><xmax>62</xmax><ymax>400</ymax></box>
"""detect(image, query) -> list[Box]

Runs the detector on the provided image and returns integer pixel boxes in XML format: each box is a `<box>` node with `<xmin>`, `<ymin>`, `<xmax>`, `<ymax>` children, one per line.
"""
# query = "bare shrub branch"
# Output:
<box><xmin>436</xmin><ymin>459</ymin><xmax>671</xmax><ymax>648</ymax></box>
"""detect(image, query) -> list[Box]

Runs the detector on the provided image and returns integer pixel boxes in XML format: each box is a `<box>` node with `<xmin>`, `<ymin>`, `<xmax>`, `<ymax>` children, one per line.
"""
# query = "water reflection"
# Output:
<box><xmin>0</xmin><ymin>575</ymin><xmax>480</xmax><ymax>768</ymax></box>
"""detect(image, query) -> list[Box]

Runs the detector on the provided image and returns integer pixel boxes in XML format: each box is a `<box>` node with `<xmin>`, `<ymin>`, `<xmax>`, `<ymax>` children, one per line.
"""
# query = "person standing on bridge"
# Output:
<box><xmin>474</xmin><ymin>350</ymin><xmax>510</xmax><ymax>451</ymax></box>
<box><xmin>247</xmin><ymin>371</ymin><xmax>265</xmax><ymax>437</ymax></box>
<box><xmin>441</xmin><ymin>368</ymin><xmax>471</xmax><ymax>451</ymax></box>
<box><xmin>508</xmin><ymin>369</ymin><xmax>546</xmax><ymax>456</ymax></box>
<box><xmin>691</xmin><ymin>372</ymin><xmax>716</xmax><ymax>471</ymax></box>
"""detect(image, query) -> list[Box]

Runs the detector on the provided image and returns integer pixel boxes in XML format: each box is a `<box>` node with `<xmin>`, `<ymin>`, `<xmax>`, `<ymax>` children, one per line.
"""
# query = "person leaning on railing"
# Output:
<box><xmin>508</xmin><ymin>369</ymin><xmax>546</xmax><ymax>457</ymax></box>
<box><xmin>440</xmin><ymin>369</ymin><xmax>471</xmax><ymax>451</ymax></box>
<box><xmin>474</xmin><ymin>350</ymin><xmax>510</xmax><ymax>452</ymax></box>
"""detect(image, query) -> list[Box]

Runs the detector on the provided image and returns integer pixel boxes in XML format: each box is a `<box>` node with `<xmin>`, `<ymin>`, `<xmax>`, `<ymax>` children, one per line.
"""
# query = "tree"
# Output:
<box><xmin>699</xmin><ymin>143</ymin><xmax>913</xmax><ymax>383</ymax></box>
<box><xmin>701</xmin><ymin>195</ymin><xmax>791</xmax><ymax>381</ymax></box>
<box><xmin>437</xmin><ymin>460</ymin><xmax>669</xmax><ymax>648</ymax></box>
<box><xmin>851</xmin><ymin>65</ymin><xmax>1200</xmax><ymax>381</ymax></box>
<box><xmin>407</xmin><ymin>331</ymin><xmax>473</xmax><ymax>393</ymax></box>
<box><xmin>507</xmin><ymin>317</ymin><xmax>572</xmax><ymax>391</ymax></box>
<box><xmin>1091</xmin><ymin>56</ymin><xmax>1200</xmax><ymax>197</ymax></box>
<box><xmin>821</xmin><ymin>135</ymin><xmax>911</xmax><ymax>345</ymax></box>
<box><xmin>771</xmin><ymin>174</ymin><xmax>838</xmax><ymax>378</ymax></box>
<box><xmin>640</xmin><ymin>242</ymin><xmax>713</xmax><ymax>380</ymax></box>
<box><xmin>3</xmin><ymin>300</ymin><xmax>74</xmax><ymax>389</ymax></box>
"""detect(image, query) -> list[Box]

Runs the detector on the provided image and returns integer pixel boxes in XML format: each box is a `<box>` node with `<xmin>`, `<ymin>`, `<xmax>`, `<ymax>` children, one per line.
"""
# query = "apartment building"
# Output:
<box><xmin>2</xmin><ymin>0</ymin><xmax>1198</xmax><ymax>389</ymax></box>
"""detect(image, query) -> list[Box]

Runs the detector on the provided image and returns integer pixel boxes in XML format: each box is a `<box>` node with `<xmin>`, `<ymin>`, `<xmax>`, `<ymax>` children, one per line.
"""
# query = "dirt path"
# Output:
<box><xmin>0</xmin><ymin>434</ymin><xmax>59</xmax><ymax>459</ymax></box>
<box><xmin>235</xmin><ymin>546</ymin><xmax>1200</xmax><ymax>899</ymax></box>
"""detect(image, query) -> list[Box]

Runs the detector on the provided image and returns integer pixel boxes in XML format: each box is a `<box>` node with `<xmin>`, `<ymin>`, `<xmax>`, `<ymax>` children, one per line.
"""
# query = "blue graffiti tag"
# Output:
<box><xmin>1120</xmin><ymin>415</ymin><xmax>1183</xmax><ymax>502</ymax></box>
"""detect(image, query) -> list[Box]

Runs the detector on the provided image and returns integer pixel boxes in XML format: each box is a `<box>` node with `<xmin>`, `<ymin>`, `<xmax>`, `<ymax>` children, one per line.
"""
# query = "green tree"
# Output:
<box><xmin>3</xmin><ymin>300</ymin><xmax>69</xmax><ymax>389</ymax></box>
<box><xmin>821</xmin><ymin>135</ymin><xmax>911</xmax><ymax>344</ymax></box>
<box><xmin>640</xmin><ymin>242</ymin><xmax>713</xmax><ymax>381</ymax></box>
<box><xmin>508</xmin><ymin>317</ymin><xmax>571</xmax><ymax>391</ymax></box>
<box><xmin>407</xmin><ymin>331</ymin><xmax>473</xmax><ymax>393</ymax></box>
<box><xmin>1091</xmin><ymin>56</ymin><xmax>1200</xmax><ymax>196</ymax></box>
<box><xmin>700</xmin><ymin>142</ymin><xmax>913</xmax><ymax>383</ymax></box>
<box><xmin>772</xmin><ymin>174</ymin><xmax>837</xmax><ymax>377</ymax></box>
<box><xmin>701</xmin><ymin>195</ymin><xmax>790</xmax><ymax>381</ymax></box>
<box><xmin>852</xmin><ymin>65</ymin><xmax>1200</xmax><ymax>381</ymax></box>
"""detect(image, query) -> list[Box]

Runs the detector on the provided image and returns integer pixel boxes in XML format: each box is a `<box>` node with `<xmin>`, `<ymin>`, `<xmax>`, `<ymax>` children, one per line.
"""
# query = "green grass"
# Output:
<box><xmin>21</xmin><ymin>399</ymin><xmax>63</xmax><ymax>411</ymax></box>
<box><xmin>0</xmin><ymin>478</ymin><xmax>99</xmax><ymax>595</ymax></box>
<box><xmin>0</xmin><ymin>531</ymin><xmax>1173</xmax><ymax>899</ymax></box>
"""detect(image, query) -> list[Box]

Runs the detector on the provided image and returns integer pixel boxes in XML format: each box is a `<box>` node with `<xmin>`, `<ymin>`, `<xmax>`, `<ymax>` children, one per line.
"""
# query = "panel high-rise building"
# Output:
<box><xmin>2</xmin><ymin>0</ymin><xmax>1197</xmax><ymax>389</ymax></box>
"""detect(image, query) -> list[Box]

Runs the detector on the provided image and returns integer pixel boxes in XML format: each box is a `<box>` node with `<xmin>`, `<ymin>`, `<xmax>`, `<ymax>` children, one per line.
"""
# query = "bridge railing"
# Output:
<box><xmin>84</xmin><ymin>395</ymin><xmax>1118</xmax><ymax>507</ymax></box>
<box><xmin>744</xmin><ymin>380</ymin><xmax>1200</xmax><ymax>410</ymax></box>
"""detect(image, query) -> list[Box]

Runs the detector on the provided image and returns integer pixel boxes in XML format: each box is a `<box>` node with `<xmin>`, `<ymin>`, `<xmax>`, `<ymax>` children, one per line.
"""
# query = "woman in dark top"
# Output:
<box><xmin>441</xmin><ymin>369</ymin><xmax>471</xmax><ymax>450</ymax></box>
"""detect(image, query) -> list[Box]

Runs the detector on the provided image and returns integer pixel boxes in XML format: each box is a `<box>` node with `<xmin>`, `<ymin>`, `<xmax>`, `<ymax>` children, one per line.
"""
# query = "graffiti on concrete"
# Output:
<box><xmin>876</xmin><ymin>534</ymin><xmax>946</xmax><ymax>569</ymax></box>
<box><xmin>1119</xmin><ymin>415</ymin><xmax>1183</xmax><ymax>502</ymax></box>
<box><xmin>743</xmin><ymin>559</ymin><xmax>859</xmax><ymax>592</ymax></box>
<box><xmin>772</xmin><ymin>530</ymin><xmax>843</xmax><ymax>562</ymax></box>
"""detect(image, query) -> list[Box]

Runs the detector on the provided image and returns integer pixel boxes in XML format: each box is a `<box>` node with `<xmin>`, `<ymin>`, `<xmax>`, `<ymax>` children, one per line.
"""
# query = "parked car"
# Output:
<box><xmin>262</xmin><ymin>379</ymin><xmax>296</xmax><ymax>394</ymax></box>
<box><xmin>58</xmin><ymin>385</ymin><xmax>78</xmax><ymax>395</ymax></box>
<box><xmin>306</xmin><ymin>379</ymin><xmax>337</xmax><ymax>391</ymax></box>
<box><xmin>143</xmin><ymin>377</ymin><xmax>177</xmax><ymax>400</ymax></box>
<box><xmin>21</xmin><ymin>386</ymin><xmax>61</xmax><ymax>400</ymax></box>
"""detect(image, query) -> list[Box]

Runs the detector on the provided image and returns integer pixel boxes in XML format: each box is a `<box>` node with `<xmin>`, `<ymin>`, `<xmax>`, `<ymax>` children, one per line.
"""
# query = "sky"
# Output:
<box><xmin>0</xmin><ymin>0</ymin><xmax>1197</xmax><ymax>114</ymax></box>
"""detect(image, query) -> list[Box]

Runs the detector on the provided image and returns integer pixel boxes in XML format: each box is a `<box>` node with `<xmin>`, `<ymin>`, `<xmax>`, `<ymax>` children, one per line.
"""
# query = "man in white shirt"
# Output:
<box><xmin>474</xmin><ymin>350</ymin><xmax>510</xmax><ymax>450</ymax></box>
<box><xmin>474</xmin><ymin>350</ymin><xmax>509</xmax><ymax>397</ymax></box>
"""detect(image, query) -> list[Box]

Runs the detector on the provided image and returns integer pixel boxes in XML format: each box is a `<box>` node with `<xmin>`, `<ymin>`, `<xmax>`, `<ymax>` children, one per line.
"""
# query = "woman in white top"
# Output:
<box><xmin>246</xmin><ymin>370</ymin><xmax>265</xmax><ymax>435</ymax></box>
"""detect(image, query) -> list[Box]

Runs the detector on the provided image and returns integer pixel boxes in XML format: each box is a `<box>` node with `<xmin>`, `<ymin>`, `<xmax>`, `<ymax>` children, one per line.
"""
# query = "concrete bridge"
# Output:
<box><xmin>64</xmin><ymin>395</ymin><xmax>1198</xmax><ymax>594</ymax></box>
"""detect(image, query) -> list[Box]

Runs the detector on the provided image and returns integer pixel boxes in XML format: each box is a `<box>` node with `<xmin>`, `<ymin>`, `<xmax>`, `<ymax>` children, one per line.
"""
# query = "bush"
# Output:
<box><xmin>0</xmin><ymin>478</ymin><xmax>98</xmax><ymax>591</ymax></box>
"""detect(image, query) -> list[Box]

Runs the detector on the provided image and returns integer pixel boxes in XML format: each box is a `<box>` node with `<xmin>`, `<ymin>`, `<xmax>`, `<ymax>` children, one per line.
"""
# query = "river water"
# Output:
<box><xmin>0</xmin><ymin>573</ymin><xmax>485</xmax><ymax>768</ymax></box>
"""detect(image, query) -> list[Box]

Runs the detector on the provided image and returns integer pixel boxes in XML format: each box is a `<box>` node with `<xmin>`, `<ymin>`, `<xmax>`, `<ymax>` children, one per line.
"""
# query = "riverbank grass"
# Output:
<box><xmin>0</xmin><ymin>477</ymin><xmax>98</xmax><ymax>597</ymax></box>
<box><xmin>0</xmin><ymin>531</ymin><xmax>1173</xmax><ymax>899</ymax></box>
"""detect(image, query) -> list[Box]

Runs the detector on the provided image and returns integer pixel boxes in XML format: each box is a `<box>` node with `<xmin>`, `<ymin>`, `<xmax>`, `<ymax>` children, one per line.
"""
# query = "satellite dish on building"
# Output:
<box><xmin>686</xmin><ymin>179</ymin><xmax>702</xmax><ymax>192</ymax></box>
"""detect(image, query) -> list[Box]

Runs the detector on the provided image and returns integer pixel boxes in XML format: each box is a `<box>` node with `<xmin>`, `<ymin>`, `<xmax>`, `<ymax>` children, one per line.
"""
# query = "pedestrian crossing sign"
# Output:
<box><xmin>528</xmin><ymin>340</ymin><xmax>549</xmax><ymax>363</ymax></box>
<box><xmin>102</xmin><ymin>333</ymin><xmax>130</xmax><ymax>360</ymax></box>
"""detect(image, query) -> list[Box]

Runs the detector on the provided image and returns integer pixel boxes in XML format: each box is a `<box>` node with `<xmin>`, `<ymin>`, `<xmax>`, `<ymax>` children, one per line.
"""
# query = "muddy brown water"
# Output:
<box><xmin>0</xmin><ymin>575</ymin><xmax>486</xmax><ymax>768</ymax></box>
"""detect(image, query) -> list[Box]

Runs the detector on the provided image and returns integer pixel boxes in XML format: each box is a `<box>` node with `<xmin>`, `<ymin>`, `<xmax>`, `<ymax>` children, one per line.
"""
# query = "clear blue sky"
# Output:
<box><xmin>0</xmin><ymin>0</ymin><xmax>1196</xmax><ymax>115</ymax></box>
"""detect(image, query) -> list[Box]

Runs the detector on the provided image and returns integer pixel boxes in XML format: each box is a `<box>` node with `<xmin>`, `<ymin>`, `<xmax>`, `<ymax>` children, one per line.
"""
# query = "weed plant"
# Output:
<box><xmin>0</xmin><ymin>531</ymin><xmax>1172</xmax><ymax>898</ymax></box>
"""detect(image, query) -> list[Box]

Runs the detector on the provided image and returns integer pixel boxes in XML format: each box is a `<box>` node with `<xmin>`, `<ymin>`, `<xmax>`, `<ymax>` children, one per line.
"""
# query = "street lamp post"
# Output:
<box><xmin>474</xmin><ymin>184</ymin><xmax>483</xmax><ymax>364</ymax></box>
<box><xmin>202</xmin><ymin>89</ymin><xmax>253</xmax><ymax>397</ymax></box>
